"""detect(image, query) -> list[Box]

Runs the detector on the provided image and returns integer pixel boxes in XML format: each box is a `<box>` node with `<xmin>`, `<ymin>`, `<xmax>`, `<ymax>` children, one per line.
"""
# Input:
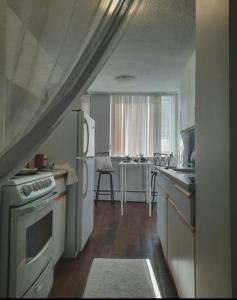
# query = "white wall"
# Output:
<box><xmin>195</xmin><ymin>0</ymin><xmax>231</xmax><ymax>297</ymax></box>
<box><xmin>179</xmin><ymin>51</ymin><xmax>196</xmax><ymax>131</ymax></box>
<box><xmin>90</xmin><ymin>94</ymin><xmax>110</xmax><ymax>153</ymax></box>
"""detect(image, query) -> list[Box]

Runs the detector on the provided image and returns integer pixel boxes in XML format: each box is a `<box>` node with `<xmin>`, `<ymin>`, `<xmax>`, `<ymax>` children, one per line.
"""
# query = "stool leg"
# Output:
<box><xmin>109</xmin><ymin>173</ymin><xmax>115</xmax><ymax>206</ymax></box>
<box><xmin>95</xmin><ymin>173</ymin><xmax>102</xmax><ymax>207</ymax></box>
<box><xmin>152</xmin><ymin>174</ymin><xmax>157</xmax><ymax>210</ymax></box>
<box><xmin>151</xmin><ymin>173</ymin><xmax>154</xmax><ymax>197</ymax></box>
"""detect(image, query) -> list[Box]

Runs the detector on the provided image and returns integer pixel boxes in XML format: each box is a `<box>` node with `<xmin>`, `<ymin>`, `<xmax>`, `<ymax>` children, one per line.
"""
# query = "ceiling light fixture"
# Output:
<box><xmin>114</xmin><ymin>75</ymin><xmax>136</xmax><ymax>82</ymax></box>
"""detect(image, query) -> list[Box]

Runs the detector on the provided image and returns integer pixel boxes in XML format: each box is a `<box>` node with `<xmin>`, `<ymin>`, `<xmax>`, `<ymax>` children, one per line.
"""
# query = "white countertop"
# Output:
<box><xmin>155</xmin><ymin>166</ymin><xmax>195</xmax><ymax>192</ymax></box>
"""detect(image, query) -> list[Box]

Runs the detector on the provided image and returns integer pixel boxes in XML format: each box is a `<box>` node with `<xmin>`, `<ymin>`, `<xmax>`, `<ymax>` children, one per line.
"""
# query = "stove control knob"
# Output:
<box><xmin>33</xmin><ymin>182</ymin><xmax>38</xmax><ymax>191</ymax></box>
<box><xmin>22</xmin><ymin>185</ymin><xmax>32</xmax><ymax>196</ymax></box>
<box><xmin>36</xmin><ymin>181</ymin><xmax>41</xmax><ymax>190</ymax></box>
<box><xmin>42</xmin><ymin>180</ymin><xmax>47</xmax><ymax>188</ymax></box>
<box><xmin>39</xmin><ymin>181</ymin><xmax>44</xmax><ymax>189</ymax></box>
<box><xmin>41</xmin><ymin>180</ymin><xmax>45</xmax><ymax>188</ymax></box>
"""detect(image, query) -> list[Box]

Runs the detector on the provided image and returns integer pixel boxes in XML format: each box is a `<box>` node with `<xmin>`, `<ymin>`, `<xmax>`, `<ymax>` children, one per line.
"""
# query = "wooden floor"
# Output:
<box><xmin>49</xmin><ymin>201</ymin><xmax>178</xmax><ymax>298</ymax></box>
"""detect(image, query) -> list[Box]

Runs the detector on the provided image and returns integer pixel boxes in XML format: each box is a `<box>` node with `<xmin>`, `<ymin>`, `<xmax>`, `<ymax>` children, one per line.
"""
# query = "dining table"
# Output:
<box><xmin>119</xmin><ymin>160</ymin><xmax>153</xmax><ymax>217</ymax></box>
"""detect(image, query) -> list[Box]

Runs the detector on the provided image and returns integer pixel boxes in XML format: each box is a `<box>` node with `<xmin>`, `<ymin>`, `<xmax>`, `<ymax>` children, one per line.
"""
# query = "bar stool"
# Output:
<box><xmin>95</xmin><ymin>152</ymin><xmax>115</xmax><ymax>207</ymax></box>
<box><xmin>151</xmin><ymin>153</ymin><xmax>173</xmax><ymax>210</ymax></box>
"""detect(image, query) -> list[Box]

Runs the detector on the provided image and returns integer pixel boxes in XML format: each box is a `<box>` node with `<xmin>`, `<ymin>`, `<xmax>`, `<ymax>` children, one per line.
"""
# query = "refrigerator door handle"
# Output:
<box><xmin>83</xmin><ymin>118</ymin><xmax>89</xmax><ymax>157</ymax></box>
<box><xmin>83</xmin><ymin>160</ymin><xmax>88</xmax><ymax>197</ymax></box>
<box><xmin>76</xmin><ymin>157</ymin><xmax>89</xmax><ymax>197</ymax></box>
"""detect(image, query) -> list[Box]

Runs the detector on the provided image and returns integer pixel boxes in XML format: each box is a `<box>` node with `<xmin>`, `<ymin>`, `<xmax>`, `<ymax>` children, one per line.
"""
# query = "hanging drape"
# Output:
<box><xmin>0</xmin><ymin>0</ymin><xmax>140</xmax><ymax>185</ymax></box>
<box><xmin>110</xmin><ymin>95</ymin><xmax>162</xmax><ymax>157</ymax></box>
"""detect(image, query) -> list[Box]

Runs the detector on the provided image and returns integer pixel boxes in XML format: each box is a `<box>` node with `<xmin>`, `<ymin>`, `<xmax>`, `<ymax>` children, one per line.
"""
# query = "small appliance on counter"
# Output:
<box><xmin>189</xmin><ymin>149</ymin><xmax>195</xmax><ymax>168</ymax></box>
<box><xmin>180</xmin><ymin>127</ymin><xmax>195</xmax><ymax>168</ymax></box>
<box><xmin>35</xmin><ymin>153</ymin><xmax>48</xmax><ymax>170</ymax></box>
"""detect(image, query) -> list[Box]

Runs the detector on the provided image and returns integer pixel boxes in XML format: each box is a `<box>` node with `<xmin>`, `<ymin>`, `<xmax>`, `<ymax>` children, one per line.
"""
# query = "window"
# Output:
<box><xmin>161</xmin><ymin>96</ymin><xmax>176</xmax><ymax>154</ymax></box>
<box><xmin>110</xmin><ymin>94</ymin><xmax>177</xmax><ymax>157</ymax></box>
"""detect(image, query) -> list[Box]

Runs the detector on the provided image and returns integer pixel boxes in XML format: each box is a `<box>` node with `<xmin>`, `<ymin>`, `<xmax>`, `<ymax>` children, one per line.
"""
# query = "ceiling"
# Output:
<box><xmin>88</xmin><ymin>0</ymin><xmax>195</xmax><ymax>94</ymax></box>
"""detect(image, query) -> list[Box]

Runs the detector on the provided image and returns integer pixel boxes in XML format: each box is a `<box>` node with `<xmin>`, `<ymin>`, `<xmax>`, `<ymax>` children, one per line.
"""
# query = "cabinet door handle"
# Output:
<box><xmin>167</xmin><ymin>196</ymin><xmax>179</xmax><ymax>211</ymax></box>
<box><xmin>174</xmin><ymin>184</ymin><xmax>192</xmax><ymax>198</ymax></box>
<box><xmin>167</xmin><ymin>196</ymin><xmax>195</xmax><ymax>233</ymax></box>
<box><xmin>176</xmin><ymin>209</ymin><xmax>195</xmax><ymax>233</ymax></box>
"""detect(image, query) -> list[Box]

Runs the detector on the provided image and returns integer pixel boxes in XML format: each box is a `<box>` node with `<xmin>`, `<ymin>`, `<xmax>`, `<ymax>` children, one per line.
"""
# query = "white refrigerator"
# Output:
<box><xmin>41</xmin><ymin>109</ymin><xmax>95</xmax><ymax>258</ymax></box>
<box><xmin>65</xmin><ymin>110</ymin><xmax>95</xmax><ymax>257</ymax></box>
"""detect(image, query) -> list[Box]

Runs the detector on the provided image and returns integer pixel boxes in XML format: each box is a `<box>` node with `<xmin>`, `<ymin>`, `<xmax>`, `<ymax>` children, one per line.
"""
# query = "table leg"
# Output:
<box><xmin>120</xmin><ymin>166</ymin><xmax>123</xmax><ymax>216</ymax></box>
<box><xmin>124</xmin><ymin>165</ymin><xmax>127</xmax><ymax>203</ymax></box>
<box><xmin>148</xmin><ymin>165</ymin><xmax>151</xmax><ymax>217</ymax></box>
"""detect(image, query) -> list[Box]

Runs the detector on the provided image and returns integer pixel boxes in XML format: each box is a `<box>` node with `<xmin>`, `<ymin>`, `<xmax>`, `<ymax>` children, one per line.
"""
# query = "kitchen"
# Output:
<box><xmin>0</xmin><ymin>0</ymin><xmax>235</xmax><ymax>298</ymax></box>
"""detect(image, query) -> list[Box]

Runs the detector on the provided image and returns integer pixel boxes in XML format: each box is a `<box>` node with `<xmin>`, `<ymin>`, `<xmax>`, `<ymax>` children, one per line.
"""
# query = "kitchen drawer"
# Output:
<box><xmin>157</xmin><ymin>173</ymin><xmax>195</xmax><ymax>227</ymax></box>
<box><xmin>23</xmin><ymin>261</ymin><xmax>53</xmax><ymax>298</ymax></box>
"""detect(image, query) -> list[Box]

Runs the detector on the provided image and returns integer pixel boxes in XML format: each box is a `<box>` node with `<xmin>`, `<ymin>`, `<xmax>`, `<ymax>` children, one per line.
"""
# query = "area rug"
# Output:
<box><xmin>83</xmin><ymin>258</ymin><xmax>161</xmax><ymax>298</ymax></box>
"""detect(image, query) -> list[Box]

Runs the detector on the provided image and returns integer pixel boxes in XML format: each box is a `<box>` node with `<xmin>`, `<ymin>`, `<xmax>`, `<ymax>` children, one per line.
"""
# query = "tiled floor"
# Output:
<box><xmin>49</xmin><ymin>201</ymin><xmax>178</xmax><ymax>298</ymax></box>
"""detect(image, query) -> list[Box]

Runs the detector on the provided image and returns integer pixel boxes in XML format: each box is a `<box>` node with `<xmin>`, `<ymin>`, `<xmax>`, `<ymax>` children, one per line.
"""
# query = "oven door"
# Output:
<box><xmin>9</xmin><ymin>192</ymin><xmax>55</xmax><ymax>298</ymax></box>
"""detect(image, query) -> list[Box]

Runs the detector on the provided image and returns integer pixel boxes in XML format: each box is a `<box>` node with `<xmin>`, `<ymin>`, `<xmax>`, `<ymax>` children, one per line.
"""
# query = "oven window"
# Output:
<box><xmin>26</xmin><ymin>211</ymin><xmax>52</xmax><ymax>260</ymax></box>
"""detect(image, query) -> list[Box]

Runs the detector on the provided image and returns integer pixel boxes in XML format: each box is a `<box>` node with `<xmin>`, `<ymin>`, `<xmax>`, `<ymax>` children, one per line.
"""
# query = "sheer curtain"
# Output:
<box><xmin>110</xmin><ymin>94</ymin><xmax>177</xmax><ymax>157</ymax></box>
<box><xmin>161</xmin><ymin>96</ymin><xmax>176</xmax><ymax>154</ymax></box>
<box><xmin>110</xmin><ymin>95</ymin><xmax>162</xmax><ymax>157</ymax></box>
<box><xmin>0</xmin><ymin>0</ymin><xmax>140</xmax><ymax>184</ymax></box>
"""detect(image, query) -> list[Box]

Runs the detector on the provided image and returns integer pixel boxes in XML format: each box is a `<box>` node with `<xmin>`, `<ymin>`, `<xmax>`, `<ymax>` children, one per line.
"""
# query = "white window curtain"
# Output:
<box><xmin>110</xmin><ymin>94</ymin><xmax>176</xmax><ymax>157</ymax></box>
<box><xmin>161</xmin><ymin>96</ymin><xmax>176</xmax><ymax>154</ymax></box>
<box><xmin>0</xmin><ymin>0</ymin><xmax>140</xmax><ymax>184</ymax></box>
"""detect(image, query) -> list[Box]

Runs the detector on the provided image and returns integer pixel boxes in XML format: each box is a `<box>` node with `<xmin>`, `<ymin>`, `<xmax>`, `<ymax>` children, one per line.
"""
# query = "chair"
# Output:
<box><xmin>151</xmin><ymin>153</ymin><xmax>173</xmax><ymax>209</ymax></box>
<box><xmin>95</xmin><ymin>152</ymin><xmax>115</xmax><ymax>207</ymax></box>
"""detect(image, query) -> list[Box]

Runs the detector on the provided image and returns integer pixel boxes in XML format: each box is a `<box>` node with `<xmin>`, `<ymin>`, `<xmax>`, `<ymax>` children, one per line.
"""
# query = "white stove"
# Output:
<box><xmin>0</xmin><ymin>172</ymin><xmax>56</xmax><ymax>298</ymax></box>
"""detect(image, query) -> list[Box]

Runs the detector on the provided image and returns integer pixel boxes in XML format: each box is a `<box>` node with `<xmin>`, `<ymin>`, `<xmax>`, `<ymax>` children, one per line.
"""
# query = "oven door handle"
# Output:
<box><xmin>15</xmin><ymin>192</ymin><xmax>56</xmax><ymax>217</ymax></box>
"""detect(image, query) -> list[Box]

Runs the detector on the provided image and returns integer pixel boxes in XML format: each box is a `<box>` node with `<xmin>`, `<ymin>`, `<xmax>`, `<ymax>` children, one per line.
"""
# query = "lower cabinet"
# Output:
<box><xmin>177</xmin><ymin>211</ymin><xmax>195</xmax><ymax>298</ymax></box>
<box><xmin>167</xmin><ymin>200</ymin><xmax>179</xmax><ymax>283</ymax></box>
<box><xmin>167</xmin><ymin>197</ymin><xmax>195</xmax><ymax>298</ymax></box>
<box><xmin>53</xmin><ymin>175</ymin><xmax>66</xmax><ymax>265</ymax></box>
<box><xmin>157</xmin><ymin>184</ymin><xmax>168</xmax><ymax>260</ymax></box>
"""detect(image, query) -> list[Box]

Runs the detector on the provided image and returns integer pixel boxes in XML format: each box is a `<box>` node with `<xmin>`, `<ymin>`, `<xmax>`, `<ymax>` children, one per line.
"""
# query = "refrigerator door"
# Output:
<box><xmin>76</xmin><ymin>157</ymin><xmax>94</xmax><ymax>251</ymax></box>
<box><xmin>78</xmin><ymin>111</ymin><xmax>95</xmax><ymax>158</ymax></box>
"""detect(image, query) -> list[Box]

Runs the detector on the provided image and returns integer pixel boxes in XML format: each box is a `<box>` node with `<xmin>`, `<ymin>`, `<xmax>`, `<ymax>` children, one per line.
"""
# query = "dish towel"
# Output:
<box><xmin>53</xmin><ymin>163</ymin><xmax>78</xmax><ymax>185</ymax></box>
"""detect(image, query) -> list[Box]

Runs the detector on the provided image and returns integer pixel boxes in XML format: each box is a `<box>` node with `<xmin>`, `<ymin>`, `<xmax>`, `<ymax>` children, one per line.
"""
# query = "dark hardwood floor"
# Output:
<box><xmin>49</xmin><ymin>201</ymin><xmax>178</xmax><ymax>298</ymax></box>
